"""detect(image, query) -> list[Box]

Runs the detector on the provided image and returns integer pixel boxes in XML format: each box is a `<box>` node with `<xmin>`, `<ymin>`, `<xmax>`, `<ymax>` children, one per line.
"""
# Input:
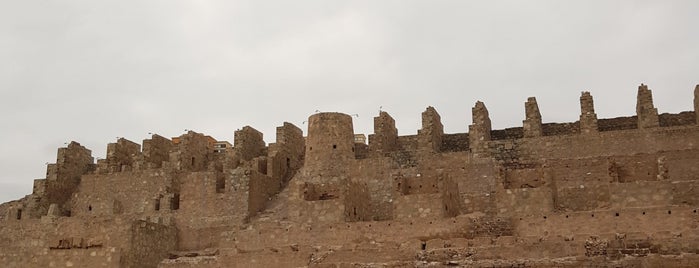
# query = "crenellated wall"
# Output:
<box><xmin>3</xmin><ymin>83</ymin><xmax>699</xmax><ymax>267</ymax></box>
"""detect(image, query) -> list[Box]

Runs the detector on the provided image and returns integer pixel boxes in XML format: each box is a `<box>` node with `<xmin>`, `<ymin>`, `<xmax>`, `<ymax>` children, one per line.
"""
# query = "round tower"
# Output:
<box><xmin>305</xmin><ymin>112</ymin><xmax>355</xmax><ymax>171</ymax></box>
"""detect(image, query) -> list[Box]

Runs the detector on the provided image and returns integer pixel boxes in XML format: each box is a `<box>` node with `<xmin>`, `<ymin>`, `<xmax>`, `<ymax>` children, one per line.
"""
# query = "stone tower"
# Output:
<box><xmin>304</xmin><ymin>112</ymin><xmax>355</xmax><ymax>175</ymax></box>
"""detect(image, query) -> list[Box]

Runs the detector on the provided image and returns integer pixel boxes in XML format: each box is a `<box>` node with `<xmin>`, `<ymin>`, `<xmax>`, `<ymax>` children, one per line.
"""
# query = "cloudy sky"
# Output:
<box><xmin>1</xmin><ymin>1</ymin><xmax>697</xmax><ymax>203</ymax></box>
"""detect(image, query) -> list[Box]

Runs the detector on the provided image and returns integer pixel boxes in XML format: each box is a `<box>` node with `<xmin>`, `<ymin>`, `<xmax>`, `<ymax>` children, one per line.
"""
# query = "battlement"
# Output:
<box><xmin>2</xmin><ymin>83</ymin><xmax>699</xmax><ymax>267</ymax></box>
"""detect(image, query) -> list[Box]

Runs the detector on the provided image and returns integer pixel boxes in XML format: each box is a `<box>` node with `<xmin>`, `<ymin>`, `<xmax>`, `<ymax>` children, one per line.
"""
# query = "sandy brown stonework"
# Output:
<box><xmin>1</xmin><ymin>84</ymin><xmax>699</xmax><ymax>267</ymax></box>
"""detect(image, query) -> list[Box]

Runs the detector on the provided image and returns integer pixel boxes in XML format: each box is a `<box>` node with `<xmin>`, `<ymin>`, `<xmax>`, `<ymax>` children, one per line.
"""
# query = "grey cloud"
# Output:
<box><xmin>1</xmin><ymin>1</ymin><xmax>697</xmax><ymax>202</ymax></box>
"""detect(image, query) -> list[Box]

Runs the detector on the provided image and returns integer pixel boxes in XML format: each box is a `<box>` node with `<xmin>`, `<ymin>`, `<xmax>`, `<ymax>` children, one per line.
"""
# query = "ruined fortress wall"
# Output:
<box><xmin>0</xmin><ymin>216</ymin><xmax>131</xmax><ymax>268</ymax></box>
<box><xmin>234</xmin><ymin>126</ymin><xmax>265</xmax><ymax>161</ymax></box>
<box><xmin>175</xmin><ymin>170</ymin><xmax>248</xmax><ymax>251</ymax></box>
<box><xmin>347</xmin><ymin>157</ymin><xmax>395</xmax><ymax>222</ymax></box>
<box><xmin>368</xmin><ymin>111</ymin><xmax>399</xmax><ymax>155</ymax></box>
<box><xmin>663</xmin><ymin>149</ymin><xmax>699</xmax><ymax>181</ymax></box>
<box><xmin>122</xmin><ymin>220</ymin><xmax>176</xmax><ymax>268</ymax></box>
<box><xmin>497</xmin><ymin>125</ymin><xmax>699</xmax><ymax>162</ymax></box>
<box><xmin>69</xmin><ymin>170</ymin><xmax>172</xmax><ymax>217</ymax></box>
<box><xmin>418</xmin><ymin>107</ymin><xmax>444</xmax><ymax>153</ymax></box>
<box><xmin>2</xmin><ymin>85</ymin><xmax>699</xmax><ymax>267</ymax></box>
<box><xmin>515</xmin><ymin>207</ymin><xmax>698</xmax><ymax>239</ymax></box>
<box><xmin>40</xmin><ymin>142</ymin><xmax>94</xmax><ymax>217</ymax></box>
<box><xmin>171</xmin><ymin>132</ymin><xmax>210</xmax><ymax>172</ymax></box>
<box><xmin>106</xmin><ymin>138</ymin><xmax>141</xmax><ymax>172</ymax></box>
<box><xmin>247</xmin><ymin>170</ymin><xmax>280</xmax><ymax>217</ymax></box>
<box><xmin>142</xmin><ymin>135</ymin><xmax>173</xmax><ymax>168</ymax></box>
<box><xmin>266</xmin><ymin>122</ymin><xmax>304</xmax><ymax>184</ymax></box>
<box><xmin>440</xmin><ymin>133</ymin><xmax>470</xmax><ymax>152</ymax></box>
<box><xmin>344</xmin><ymin>180</ymin><xmax>373</xmax><ymax>222</ymax></box>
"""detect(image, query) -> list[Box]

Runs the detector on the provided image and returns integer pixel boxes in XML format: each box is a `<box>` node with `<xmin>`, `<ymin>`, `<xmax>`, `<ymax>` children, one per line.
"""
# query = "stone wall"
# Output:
<box><xmin>417</xmin><ymin>106</ymin><xmax>443</xmax><ymax>153</ymax></box>
<box><xmin>172</xmin><ymin>131</ymin><xmax>210</xmax><ymax>172</ymax></box>
<box><xmin>36</xmin><ymin>142</ymin><xmax>94</xmax><ymax>218</ymax></box>
<box><xmin>142</xmin><ymin>134</ymin><xmax>173</xmax><ymax>168</ymax></box>
<box><xmin>122</xmin><ymin>220</ymin><xmax>176</xmax><ymax>268</ymax></box>
<box><xmin>70</xmin><ymin>170</ymin><xmax>172</xmax><ymax>217</ymax></box>
<box><xmin>105</xmin><ymin>138</ymin><xmax>141</xmax><ymax>173</ymax></box>
<box><xmin>368</xmin><ymin>111</ymin><xmax>399</xmax><ymax>155</ymax></box>
<box><xmin>266</xmin><ymin>122</ymin><xmax>304</xmax><ymax>185</ymax></box>
<box><xmin>234</xmin><ymin>126</ymin><xmax>265</xmax><ymax>161</ymax></box>
<box><xmin>3</xmin><ymin>87</ymin><xmax>699</xmax><ymax>267</ymax></box>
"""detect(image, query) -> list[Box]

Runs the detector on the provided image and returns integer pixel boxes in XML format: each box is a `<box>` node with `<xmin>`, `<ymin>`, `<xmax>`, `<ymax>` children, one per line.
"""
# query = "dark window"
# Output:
<box><xmin>333</xmin><ymin>144</ymin><xmax>337</xmax><ymax>149</ymax></box>
<box><xmin>16</xmin><ymin>209</ymin><xmax>22</xmax><ymax>220</ymax></box>
<box><xmin>216</xmin><ymin>176</ymin><xmax>225</xmax><ymax>193</ymax></box>
<box><xmin>154</xmin><ymin>198</ymin><xmax>161</xmax><ymax>211</ymax></box>
<box><xmin>170</xmin><ymin>194</ymin><xmax>180</xmax><ymax>210</ymax></box>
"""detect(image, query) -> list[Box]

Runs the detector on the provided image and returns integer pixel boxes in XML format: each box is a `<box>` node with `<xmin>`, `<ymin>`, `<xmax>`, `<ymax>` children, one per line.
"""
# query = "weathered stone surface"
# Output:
<box><xmin>2</xmin><ymin>87</ymin><xmax>699</xmax><ymax>267</ymax></box>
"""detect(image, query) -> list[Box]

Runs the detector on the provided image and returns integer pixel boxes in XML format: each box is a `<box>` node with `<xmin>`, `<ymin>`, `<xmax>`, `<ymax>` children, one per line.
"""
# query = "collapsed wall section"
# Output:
<box><xmin>234</xmin><ymin>126</ymin><xmax>266</xmax><ymax>161</ymax></box>
<box><xmin>32</xmin><ymin>142</ymin><xmax>94</xmax><ymax>218</ymax></box>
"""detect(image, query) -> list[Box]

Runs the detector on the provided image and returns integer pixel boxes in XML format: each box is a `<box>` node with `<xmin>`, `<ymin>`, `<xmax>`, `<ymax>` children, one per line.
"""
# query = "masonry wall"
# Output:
<box><xmin>36</xmin><ymin>142</ymin><xmax>94</xmax><ymax>218</ymax></box>
<box><xmin>105</xmin><ymin>138</ymin><xmax>141</xmax><ymax>173</ymax></box>
<box><xmin>266</xmin><ymin>122</ymin><xmax>304</xmax><ymax>184</ymax></box>
<box><xmin>247</xmin><ymin>170</ymin><xmax>280</xmax><ymax>217</ymax></box>
<box><xmin>4</xmin><ymin>89</ymin><xmax>699</xmax><ymax>267</ymax></box>
<box><xmin>0</xmin><ymin>216</ymin><xmax>132</xmax><ymax>268</ymax></box>
<box><xmin>498</xmin><ymin>125</ymin><xmax>699</xmax><ymax>162</ymax></box>
<box><xmin>175</xmin><ymin>169</ymin><xmax>248</xmax><ymax>251</ymax></box>
<box><xmin>234</xmin><ymin>126</ymin><xmax>266</xmax><ymax>161</ymax></box>
<box><xmin>70</xmin><ymin>170</ymin><xmax>173</xmax><ymax>217</ymax></box>
<box><xmin>171</xmin><ymin>131</ymin><xmax>210</xmax><ymax>172</ymax></box>
<box><xmin>417</xmin><ymin>107</ymin><xmax>443</xmax><ymax>153</ymax></box>
<box><xmin>122</xmin><ymin>220</ymin><xmax>177</xmax><ymax>268</ymax></box>
<box><xmin>142</xmin><ymin>134</ymin><xmax>173</xmax><ymax>168</ymax></box>
<box><xmin>368</xmin><ymin>111</ymin><xmax>399</xmax><ymax>155</ymax></box>
<box><xmin>347</xmin><ymin>157</ymin><xmax>395</xmax><ymax>221</ymax></box>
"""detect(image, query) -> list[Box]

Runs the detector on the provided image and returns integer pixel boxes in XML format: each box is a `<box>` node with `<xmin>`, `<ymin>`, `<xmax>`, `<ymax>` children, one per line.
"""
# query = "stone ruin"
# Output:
<box><xmin>1</xmin><ymin>84</ymin><xmax>699</xmax><ymax>267</ymax></box>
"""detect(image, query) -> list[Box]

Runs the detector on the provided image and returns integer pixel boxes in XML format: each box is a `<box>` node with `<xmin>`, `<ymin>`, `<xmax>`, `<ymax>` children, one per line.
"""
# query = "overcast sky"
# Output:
<box><xmin>1</xmin><ymin>1</ymin><xmax>697</xmax><ymax>203</ymax></box>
